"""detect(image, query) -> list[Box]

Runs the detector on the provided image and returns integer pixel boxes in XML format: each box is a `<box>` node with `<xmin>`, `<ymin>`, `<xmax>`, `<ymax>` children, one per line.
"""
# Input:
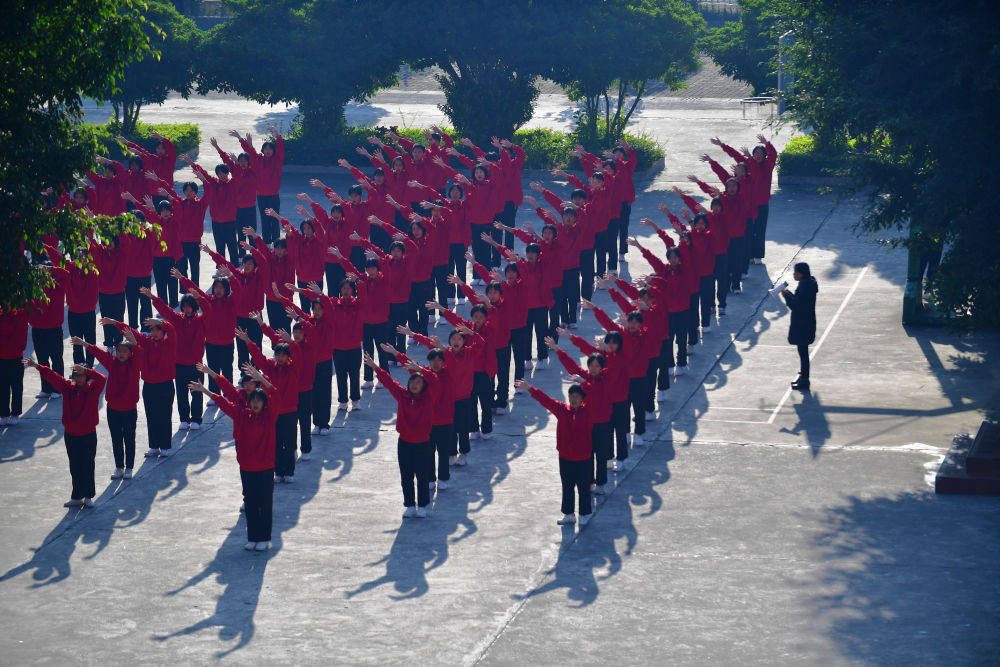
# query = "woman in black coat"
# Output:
<box><xmin>781</xmin><ymin>262</ymin><xmax>818</xmax><ymax>391</ymax></box>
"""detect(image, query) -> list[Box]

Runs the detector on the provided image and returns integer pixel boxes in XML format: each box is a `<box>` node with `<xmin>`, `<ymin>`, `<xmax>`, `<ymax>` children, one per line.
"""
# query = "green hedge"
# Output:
<box><xmin>284</xmin><ymin>124</ymin><xmax>663</xmax><ymax>172</ymax></box>
<box><xmin>80</xmin><ymin>120</ymin><xmax>201</xmax><ymax>163</ymax></box>
<box><xmin>777</xmin><ymin>135</ymin><xmax>855</xmax><ymax>178</ymax></box>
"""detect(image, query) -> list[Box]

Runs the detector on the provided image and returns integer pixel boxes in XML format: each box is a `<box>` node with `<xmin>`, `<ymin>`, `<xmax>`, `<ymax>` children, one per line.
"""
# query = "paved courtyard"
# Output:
<box><xmin>2</xmin><ymin>63</ymin><xmax>998</xmax><ymax>664</ymax></box>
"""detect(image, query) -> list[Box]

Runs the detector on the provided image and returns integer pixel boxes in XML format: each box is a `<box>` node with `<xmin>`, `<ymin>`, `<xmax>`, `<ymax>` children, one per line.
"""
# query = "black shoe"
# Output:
<box><xmin>791</xmin><ymin>379</ymin><xmax>810</xmax><ymax>391</ymax></box>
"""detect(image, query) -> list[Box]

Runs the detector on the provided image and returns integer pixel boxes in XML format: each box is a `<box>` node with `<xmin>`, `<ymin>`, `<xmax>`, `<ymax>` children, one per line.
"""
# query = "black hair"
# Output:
<box><xmin>292</xmin><ymin>322</ymin><xmax>303</xmax><ymax>333</ymax></box>
<box><xmin>410</xmin><ymin>220</ymin><xmax>426</xmax><ymax>236</ymax></box>
<box><xmin>183</xmin><ymin>181</ymin><xmax>199</xmax><ymax>195</ymax></box>
<box><xmin>338</xmin><ymin>277</ymin><xmax>357</xmax><ymax>296</ymax></box>
<box><xmin>693</xmin><ymin>213</ymin><xmax>709</xmax><ymax>228</ymax></box>
<box><xmin>248</xmin><ymin>387</ymin><xmax>269</xmax><ymax>407</ymax></box>
<box><xmin>794</xmin><ymin>262</ymin><xmax>811</xmax><ymax>277</ymax></box>
<box><xmin>412</xmin><ymin>143</ymin><xmax>426</xmax><ymax>152</ymax></box>
<box><xmin>504</xmin><ymin>263</ymin><xmax>520</xmax><ymax>278</ymax></box>
<box><xmin>627</xmin><ymin>310</ymin><xmax>644</xmax><ymax>323</ymax></box>
<box><xmin>128</xmin><ymin>156</ymin><xmax>144</xmax><ymax>170</ymax></box>
<box><xmin>210</xmin><ymin>277</ymin><xmax>231</xmax><ymax>297</ymax></box>
<box><xmin>725</xmin><ymin>176</ymin><xmax>740</xmax><ymax>192</ymax></box>
<box><xmin>237</xmin><ymin>152</ymin><xmax>249</xmax><ymax>163</ymax></box>
<box><xmin>156</xmin><ymin>200</ymin><xmax>172</xmax><ymax>214</ymax></box>
<box><xmin>448</xmin><ymin>328</ymin><xmax>464</xmax><ymax>342</ymax></box>
<box><xmin>273</xmin><ymin>238</ymin><xmax>287</xmax><ymax>250</ymax></box>
<box><xmin>73</xmin><ymin>187</ymin><xmax>88</xmax><ymax>200</ymax></box>
<box><xmin>753</xmin><ymin>144</ymin><xmax>767</xmax><ymax>158</ymax></box>
<box><xmin>567</xmin><ymin>384</ymin><xmax>586</xmax><ymax>398</ymax></box>
<box><xmin>299</xmin><ymin>219</ymin><xmax>314</xmax><ymax>234</ymax></box>
<box><xmin>330</xmin><ymin>204</ymin><xmax>344</xmax><ymax>216</ymax></box>
<box><xmin>542</xmin><ymin>224</ymin><xmax>558</xmax><ymax>238</ymax></box>
<box><xmin>473</xmin><ymin>165</ymin><xmax>489</xmax><ymax>181</ymax></box>
<box><xmin>147</xmin><ymin>317</ymin><xmax>165</xmax><ymax>331</ymax></box>
<box><xmin>261</xmin><ymin>140</ymin><xmax>276</xmax><ymax>153</ymax></box>
<box><xmin>470</xmin><ymin>305</ymin><xmax>488</xmax><ymax>318</ymax></box>
<box><xmin>365</xmin><ymin>258</ymin><xmax>380</xmax><ymax>269</ymax></box>
<box><xmin>561</xmin><ymin>206</ymin><xmax>577</xmax><ymax>217</ymax></box>
<box><xmin>274</xmin><ymin>343</ymin><xmax>291</xmax><ymax>356</ymax></box>
<box><xmin>486</xmin><ymin>281</ymin><xmax>504</xmax><ymax>295</ymax></box>
<box><xmin>348</xmin><ymin>184</ymin><xmax>364</xmax><ymax>197</ymax></box>
<box><xmin>591</xmin><ymin>172</ymin><xmax>605</xmax><ymax>182</ymax></box>
<box><xmin>426</xmin><ymin>349</ymin><xmax>444</xmax><ymax>362</ymax></box>
<box><xmin>389</xmin><ymin>241</ymin><xmax>406</xmax><ymax>254</ymax></box>
<box><xmin>571</xmin><ymin>188</ymin><xmax>587</xmax><ymax>200</ymax></box>
<box><xmin>448</xmin><ymin>183</ymin><xmax>464</xmax><ymax>198</ymax></box>
<box><xmin>430</xmin><ymin>132</ymin><xmax>442</xmax><ymax>142</ymax></box>
<box><xmin>603</xmin><ymin>159</ymin><xmax>616</xmax><ymax>171</ymax></box>
<box><xmin>525</xmin><ymin>243</ymin><xmax>541</xmax><ymax>255</ymax></box>
<box><xmin>666</xmin><ymin>247</ymin><xmax>682</xmax><ymax>262</ymax></box>
<box><xmin>373</xmin><ymin>167</ymin><xmax>386</xmax><ymax>179</ymax></box>
<box><xmin>638</xmin><ymin>287</ymin><xmax>650</xmax><ymax>298</ymax></box>
<box><xmin>179</xmin><ymin>294</ymin><xmax>200</xmax><ymax>313</ymax></box>
<box><xmin>132</xmin><ymin>210</ymin><xmax>146</xmax><ymax>223</ymax></box>
<box><xmin>240</xmin><ymin>374</ymin><xmax>258</xmax><ymax>386</ymax></box>
<box><xmin>710</xmin><ymin>197</ymin><xmax>724</xmax><ymax>211</ymax></box>
<box><xmin>604</xmin><ymin>331</ymin><xmax>623</xmax><ymax>347</ymax></box>
<box><xmin>587</xmin><ymin>352</ymin><xmax>606</xmax><ymax>368</ymax></box>
<box><xmin>215</xmin><ymin>164</ymin><xmax>230</xmax><ymax>176</ymax></box>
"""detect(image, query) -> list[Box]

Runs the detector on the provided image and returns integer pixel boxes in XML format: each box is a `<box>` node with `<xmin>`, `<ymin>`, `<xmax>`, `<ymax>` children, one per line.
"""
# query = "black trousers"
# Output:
<box><xmin>579</xmin><ymin>248</ymin><xmax>595</xmax><ymax>300</ymax></box>
<box><xmin>527</xmin><ymin>307</ymin><xmax>549</xmax><ymax>360</ymax></box>
<box><xmin>235</xmin><ymin>316</ymin><xmax>263</xmax><ymax>369</ymax></box>
<box><xmin>362</xmin><ymin>321</ymin><xmax>389</xmax><ymax>381</ymax></box>
<box><xmin>448</xmin><ymin>243</ymin><xmax>467</xmax><ymax>300</ymax></box>
<box><xmin>296</xmin><ymin>280</ymin><xmax>318</xmax><ymax>314</ymax></box>
<box><xmin>68</xmin><ymin>310</ymin><xmax>96</xmax><ymax>367</ymax></box>
<box><xmin>205</xmin><ymin>342</ymin><xmax>234</xmax><ymax>393</ymax></box>
<box><xmin>510</xmin><ymin>326</ymin><xmax>529</xmax><ymax>381</ymax></box>
<box><xmin>407</xmin><ymin>279</ymin><xmax>432</xmax><ymax>336</ymax></box>
<box><xmin>241</xmin><ymin>468</ymin><xmax>274</xmax><ymax>542</ymax></box>
<box><xmin>628</xmin><ymin>376</ymin><xmax>647</xmax><ymax>435</ymax></box>
<box><xmin>687</xmin><ymin>293</ymin><xmax>700</xmax><ymax>347</ymax></box>
<box><xmin>152</xmin><ymin>256</ymin><xmax>179</xmax><ymax>307</ymax></box>
<box><xmin>350</xmin><ymin>246</ymin><xmax>366</xmax><ymax>272</ymax></box>
<box><xmin>655</xmin><ymin>338</ymin><xmax>672</xmax><ymax>392</ymax></box>
<box><xmin>645</xmin><ymin>357</ymin><xmax>658</xmax><ymax>413</ymax></box>
<box><xmin>0</xmin><ymin>357</ymin><xmax>24</xmax><ymax>417</ymax></box>
<box><xmin>389</xmin><ymin>302</ymin><xmax>408</xmax><ymax>351</ymax></box>
<box><xmin>612</xmin><ymin>400</ymin><xmax>629</xmax><ymax>461</ymax></box>
<box><xmin>297</xmin><ymin>389</ymin><xmax>312</xmax><ymax>454</ymax></box>
<box><xmin>428</xmin><ymin>423</ymin><xmax>453</xmax><ymax>482</ymax></box>
<box><xmin>258</xmin><ymin>195</ymin><xmax>281</xmax><ymax>245</ymax></box>
<box><xmin>470</xmin><ymin>223</ymin><xmax>492</xmax><ymax>268</ymax></box>
<box><xmin>699</xmin><ymin>275</ymin><xmax>714</xmax><ymax>327</ymax></box>
<box><xmin>274</xmin><ymin>412</ymin><xmax>297</xmax><ymax>476</ymax></box>
<box><xmin>333</xmin><ymin>348</ymin><xmax>361</xmax><ymax>404</ymax></box>
<box><xmin>107</xmin><ymin>407</ymin><xmax>137</xmax><ymax>469</ymax></box>
<box><xmin>398</xmin><ymin>438</ymin><xmax>432</xmax><ymax>507</ymax></box>
<box><xmin>179</xmin><ymin>241</ymin><xmax>201</xmax><ymax>287</ymax></box>
<box><xmin>175</xmin><ymin>364</ymin><xmax>203</xmax><ymax>424</ymax></box>
<box><xmin>211</xmin><ymin>220</ymin><xmax>239</xmax><ymax>265</ymax></box>
<box><xmin>143</xmin><ymin>380</ymin><xmax>174</xmax><ymax>450</ymax></box>
<box><xmin>714</xmin><ymin>253</ymin><xmax>728</xmax><ymax>308</ymax></box>
<box><xmin>562</xmin><ymin>269</ymin><xmax>580</xmax><ymax>324</ymax></box>
<box><xmin>32</xmin><ymin>327</ymin><xmax>63</xmax><ymax>394</ymax></box>
<box><xmin>559</xmin><ymin>458</ymin><xmax>592</xmax><ymax>516</ymax></box>
<box><xmin>728</xmin><ymin>236</ymin><xmax>746</xmax><ymax>290</ymax></box>
<box><xmin>592</xmin><ymin>422</ymin><xmax>612</xmax><ymax>487</ymax></box>
<box><xmin>495</xmin><ymin>345</ymin><xmax>511</xmax><ymax>406</ymax></box>
<box><xmin>618</xmin><ymin>202</ymin><xmax>632</xmax><ymax>254</ymax></box>
<box><xmin>432</xmin><ymin>264</ymin><xmax>449</xmax><ymax>306</ymax></box>
<box><xmin>266</xmin><ymin>300</ymin><xmax>292</xmax><ymax>336</ymax></box>
<box><xmin>453</xmin><ymin>398</ymin><xmax>471</xmax><ymax>454</ymax></box>
<box><xmin>125</xmin><ymin>276</ymin><xmax>152</xmax><ymax>330</ymax></box>
<box><xmin>236</xmin><ymin>206</ymin><xmax>257</xmax><ymax>251</ymax></box>
<box><xmin>797</xmin><ymin>343</ymin><xmax>810</xmax><ymax>380</ymax></box>
<box><xmin>667</xmin><ymin>312</ymin><xmax>688</xmax><ymax>368</ymax></box>
<box><xmin>64</xmin><ymin>431</ymin><xmax>97</xmax><ymax>500</ymax></box>
<box><xmin>99</xmin><ymin>292</ymin><xmax>126</xmax><ymax>347</ymax></box>
<box><xmin>471</xmin><ymin>371</ymin><xmax>493</xmax><ymax>434</ymax></box>
<box><xmin>325</xmin><ymin>261</ymin><xmax>346</xmax><ymax>298</ymax></box>
<box><xmin>605</xmin><ymin>219</ymin><xmax>620</xmax><ymax>272</ymax></box>
<box><xmin>548</xmin><ymin>287</ymin><xmax>564</xmax><ymax>343</ymax></box>
<box><xmin>313</xmin><ymin>359</ymin><xmax>333</xmax><ymax>428</ymax></box>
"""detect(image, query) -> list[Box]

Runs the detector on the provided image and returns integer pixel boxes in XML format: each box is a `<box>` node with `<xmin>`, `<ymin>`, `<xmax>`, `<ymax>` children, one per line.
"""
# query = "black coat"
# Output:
<box><xmin>783</xmin><ymin>276</ymin><xmax>818</xmax><ymax>346</ymax></box>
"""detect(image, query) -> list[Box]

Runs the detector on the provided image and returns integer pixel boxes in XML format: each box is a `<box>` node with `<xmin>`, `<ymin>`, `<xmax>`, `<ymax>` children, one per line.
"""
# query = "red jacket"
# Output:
<box><xmin>528</xmin><ymin>386</ymin><xmax>592</xmax><ymax>461</ymax></box>
<box><xmin>375</xmin><ymin>366</ymin><xmax>439</xmax><ymax>442</ymax></box>
<box><xmin>142</xmin><ymin>204</ymin><xmax>182</xmax><ymax>261</ymax></box>
<box><xmin>159</xmin><ymin>183</ymin><xmax>210</xmax><ymax>243</ymax></box>
<box><xmin>396</xmin><ymin>353</ymin><xmax>454</xmax><ymax>426</ymax></box>
<box><xmin>241</xmin><ymin>134</ymin><xmax>284</xmax><ymax>197</ymax></box>
<box><xmin>281</xmin><ymin>217</ymin><xmax>326</xmax><ymax>283</ymax></box>
<box><xmin>90</xmin><ymin>344</ymin><xmax>142</xmax><ymax>411</ymax></box>
<box><xmin>310</xmin><ymin>289</ymin><xmax>363</xmax><ymax>351</ymax></box>
<box><xmin>124</xmin><ymin>138</ymin><xmax>176</xmax><ymax>183</ymax></box>
<box><xmin>115</xmin><ymin>165</ymin><xmax>153</xmax><ymax>202</ymax></box>
<box><xmin>347</xmin><ymin>167</ymin><xmax>396</xmax><ymax>227</ymax></box>
<box><xmin>412</xmin><ymin>331</ymin><xmax>483</xmax><ymax>401</ymax></box>
<box><xmin>38</xmin><ymin>365</ymin><xmax>106</xmax><ymax>436</ymax></box>
<box><xmin>393</xmin><ymin>138</ymin><xmax>451</xmax><ymax>191</ymax></box>
<box><xmin>151</xmin><ymin>294</ymin><xmax>205</xmax><ymax>366</ymax></box>
<box><xmin>281</xmin><ymin>294</ymin><xmax>333</xmax><ymax>363</ymax></box>
<box><xmin>29</xmin><ymin>266</ymin><xmax>69</xmax><ymax>329</ymax></box>
<box><xmin>262</xmin><ymin>321</ymin><xmax>316</xmax><ymax>392</ymax></box>
<box><xmin>554</xmin><ymin>348</ymin><xmax>613</xmax><ymax>424</ymax></box>
<box><xmin>212</xmin><ymin>383</ymin><xmax>280</xmax><ymax>471</ymax></box>
<box><xmin>254</xmin><ymin>236</ymin><xmax>294</xmax><ymax>304</ymax></box>
<box><xmin>208</xmin><ymin>249</ymin><xmax>268</xmax><ymax>317</ymax></box>
<box><xmin>440</xmin><ymin>162</ymin><xmax>500</xmax><ymax>225</ymax></box>
<box><xmin>0</xmin><ymin>309</ymin><xmax>29</xmax><ymax>360</ymax></box>
<box><xmin>722</xmin><ymin>141</ymin><xmax>775</xmax><ymax>209</ymax></box>
<box><xmin>46</xmin><ymin>246</ymin><xmax>98</xmax><ymax>314</ymax></box>
<box><xmin>593</xmin><ymin>306</ymin><xmax>658</xmax><ymax>376</ymax></box>
<box><xmin>193</xmin><ymin>164</ymin><xmax>237</xmax><ymax>223</ymax></box>
<box><xmin>499</xmin><ymin>144</ymin><xmax>526</xmax><ymax>206</ymax></box>
<box><xmin>86</xmin><ymin>169</ymin><xmax>126</xmax><ymax>216</ymax></box>
<box><xmin>351</xmin><ymin>265</ymin><xmax>390</xmax><ymax>324</ymax></box>
<box><xmin>179</xmin><ymin>275</ymin><xmax>241</xmax><ymax>345</ymax></box>
<box><xmin>247</xmin><ymin>340</ymin><xmax>298</xmax><ymax>415</ymax></box>
<box><xmin>93</xmin><ymin>241</ymin><xmax>127</xmax><ymax>294</ymax></box>
<box><xmin>121</xmin><ymin>231</ymin><xmax>155</xmax><ymax>279</ymax></box>
<box><xmin>118</xmin><ymin>321</ymin><xmax>176</xmax><ymax>383</ymax></box>
<box><xmin>359</xmin><ymin>239</ymin><xmax>411</xmax><ymax>304</ymax></box>
<box><xmin>440</xmin><ymin>308</ymin><xmax>498</xmax><ymax>377</ymax></box>
<box><xmin>571</xmin><ymin>335</ymin><xmax>628</xmax><ymax>403</ymax></box>
<box><xmin>219</xmin><ymin>150</ymin><xmax>258</xmax><ymax>209</ymax></box>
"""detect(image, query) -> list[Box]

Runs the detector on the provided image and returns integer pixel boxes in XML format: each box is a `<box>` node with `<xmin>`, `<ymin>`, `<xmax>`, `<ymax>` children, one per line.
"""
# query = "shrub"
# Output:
<box><xmin>80</xmin><ymin>119</ymin><xmax>201</xmax><ymax>162</ymax></box>
<box><xmin>284</xmin><ymin>122</ymin><xmax>664</xmax><ymax>172</ymax></box>
<box><xmin>777</xmin><ymin>135</ymin><xmax>854</xmax><ymax>178</ymax></box>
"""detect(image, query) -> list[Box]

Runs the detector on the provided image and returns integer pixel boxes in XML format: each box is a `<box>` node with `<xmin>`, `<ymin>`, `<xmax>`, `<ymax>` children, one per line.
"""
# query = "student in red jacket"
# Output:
<box><xmin>611</xmin><ymin>139</ymin><xmax>638</xmax><ymax>257</ymax></box>
<box><xmin>240</xmin><ymin>126</ymin><xmax>285</xmax><ymax>245</ymax></box>
<box><xmin>125</xmin><ymin>192</ymin><xmax>182</xmax><ymax>308</ymax></box>
<box><xmin>147</xmin><ymin>289</ymin><xmax>206</xmax><ymax>430</ymax></box>
<box><xmin>188</xmin><ymin>156</ymin><xmax>239</xmax><ymax>264</ymax></box>
<box><xmin>207</xmin><ymin>241</ymin><xmax>268</xmax><ymax>368</ymax></box>
<box><xmin>109</xmin><ymin>317</ymin><xmax>177</xmax><ymax>457</ymax></box>
<box><xmin>177</xmin><ymin>270</ymin><xmax>242</xmax><ymax>398</ymax></box>
<box><xmin>45</xmin><ymin>244</ymin><xmax>98</xmax><ymax>368</ymax></box>
<box><xmin>341</xmin><ymin>252</ymin><xmax>391</xmax><ymax>388</ymax></box>
<box><xmin>273</xmin><ymin>209</ymin><xmax>326</xmax><ymax>313</ymax></box>
<box><xmin>120</xmin><ymin>214</ymin><xmax>156</xmax><ymax>331</ymax></box>
<box><xmin>296</xmin><ymin>276</ymin><xmax>363</xmax><ymax>413</ymax></box>
<box><xmin>217</xmin><ymin>134</ymin><xmax>259</xmax><ymax>247</ymax></box>
<box><xmin>78</xmin><ymin>335</ymin><xmax>142</xmax><ymax>479</ymax></box>
<box><xmin>190</xmin><ymin>364</ymin><xmax>278</xmax><ymax>551</ymax></box>
<box><xmin>352</xmin><ymin>231</ymin><xmax>413</xmax><ymax>354</ymax></box>
<box><xmin>119</xmin><ymin>131</ymin><xmax>176</xmax><ymax>191</ymax></box>
<box><xmin>250</xmin><ymin>231</ymin><xmax>294</xmax><ymax>334</ymax></box>
<box><xmin>516</xmin><ymin>379</ymin><xmax>594</xmax><ymax>526</ymax></box>
<box><xmin>747</xmin><ymin>134</ymin><xmax>777</xmax><ymax>262</ymax></box>
<box><xmin>256</xmin><ymin>315</ymin><xmax>317</xmax><ymax>466</ymax></box>
<box><xmin>23</xmin><ymin>359</ymin><xmax>106</xmax><ymax>507</ymax></box>
<box><xmin>0</xmin><ymin>308</ymin><xmax>29</xmax><ymax>426</ymax></box>
<box><xmin>93</xmin><ymin>235</ymin><xmax>128</xmax><ymax>347</ymax></box>
<box><xmin>365</xmin><ymin>352</ymin><xmax>439</xmax><ymax>518</ymax></box>
<box><xmin>153</xmin><ymin>178</ymin><xmax>210</xmax><ymax>288</ymax></box>
<box><xmin>29</xmin><ymin>260</ymin><xmax>69</xmax><ymax>398</ymax></box>
<box><xmin>242</xmin><ymin>332</ymin><xmax>298</xmax><ymax>481</ymax></box>
<box><xmin>434</xmin><ymin>153</ymin><xmax>500</xmax><ymax>272</ymax></box>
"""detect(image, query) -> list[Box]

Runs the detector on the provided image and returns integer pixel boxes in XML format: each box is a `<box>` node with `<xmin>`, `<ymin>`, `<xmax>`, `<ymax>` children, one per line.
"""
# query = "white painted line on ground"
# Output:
<box><xmin>766</xmin><ymin>265</ymin><xmax>870</xmax><ymax>425</ymax></box>
<box><xmin>705</xmin><ymin>406</ymin><xmax>775</xmax><ymax>411</ymax></box>
<box><xmin>699</xmin><ymin>418</ymin><xmax>770</xmax><ymax>424</ymax></box>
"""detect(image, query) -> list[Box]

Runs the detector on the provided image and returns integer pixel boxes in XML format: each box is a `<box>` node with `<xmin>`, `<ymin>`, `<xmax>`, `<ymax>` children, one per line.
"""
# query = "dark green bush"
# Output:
<box><xmin>777</xmin><ymin>135</ymin><xmax>854</xmax><ymax>177</ymax></box>
<box><xmin>80</xmin><ymin>119</ymin><xmax>201</xmax><ymax>162</ymax></box>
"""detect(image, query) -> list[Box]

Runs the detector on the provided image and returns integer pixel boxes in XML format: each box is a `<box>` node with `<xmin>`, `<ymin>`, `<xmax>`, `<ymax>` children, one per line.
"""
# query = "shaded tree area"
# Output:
<box><xmin>698</xmin><ymin>0</ymin><xmax>777</xmax><ymax>95</ymax></box>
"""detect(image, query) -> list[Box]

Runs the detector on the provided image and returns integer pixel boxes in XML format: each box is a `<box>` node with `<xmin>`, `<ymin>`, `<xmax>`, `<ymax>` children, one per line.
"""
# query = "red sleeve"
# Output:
<box><xmin>455</xmin><ymin>153</ymin><xmax>475</xmax><ymax>170</ymax></box>
<box><xmin>259</xmin><ymin>322</ymin><xmax>282</xmax><ymax>345</ymax></box>
<box><xmin>472</xmin><ymin>262</ymin><xmax>493</xmax><ymax>284</ymax></box>
<box><xmin>656</xmin><ymin>228</ymin><xmax>676</xmax><ymax>250</ymax></box>
<box><xmin>709</xmin><ymin>159</ymin><xmax>732</xmax><ymax>185</ymax></box>
<box><xmin>541</xmin><ymin>189</ymin><xmax>564</xmax><ymax>210</ymax></box>
<box><xmin>720</xmin><ymin>142</ymin><xmax>747</xmax><ymax>163</ymax></box>
<box><xmin>592</xmin><ymin>306</ymin><xmax>624</xmax><ymax>334</ymax></box>
<box><xmin>565</xmin><ymin>174</ymin><xmax>587</xmax><ymax>190</ymax></box>
<box><xmin>37</xmin><ymin>365</ymin><xmax>71</xmax><ymax>394</ymax></box>
<box><xmin>468</xmin><ymin>143</ymin><xmax>486</xmax><ymax>159</ymax></box>
<box><xmin>412</xmin><ymin>333</ymin><xmax>442</xmax><ymax>349</ymax></box>
<box><xmin>695</xmin><ymin>179</ymin><xmax>715</xmax><ymax>196</ymax></box>
<box><xmin>527</xmin><ymin>386</ymin><xmax>566</xmax><ymax>418</ymax></box>
<box><xmin>609</xmin><ymin>288</ymin><xmax>636</xmax><ymax>315</ymax></box>
<box><xmin>373</xmin><ymin>366</ymin><xmax>406</xmax><ymax>402</ymax></box>
<box><xmin>614</xmin><ymin>278</ymin><xmax>640</xmax><ymax>299</ymax></box>
<box><xmin>569</xmin><ymin>334</ymin><xmax>598</xmax><ymax>355</ymax></box>
<box><xmin>212</xmin><ymin>393</ymin><xmax>239</xmax><ymax>421</ymax></box>
<box><xmin>215</xmin><ymin>373</ymin><xmax>242</xmax><ymax>403</ymax></box>
<box><xmin>440</xmin><ymin>308</ymin><xmax>472</xmax><ymax>329</ymax></box>
<box><xmin>555</xmin><ymin>348</ymin><xmax>586</xmax><ymax>377</ymax></box>
<box><xmin>247</xmin><ymin>340</ymin><xmax>271</xmax><ymax>370</ymax></box>
<box><xmin>125</xmin><ymin>140</ymin><xmax>154</xmax><ymax>159</ymax></box>
<box><xmin>177</xmin><ymin>274</ymin><xmax>208</xmax><ymax>300</ymax></box>
<box><xmin>512</xmin><ymin>228</ymin><xmax>537</xmax><ymax>245</ymax></box>
<box><xmin>638</xmin><ymin>245</ymin><xmax>668</xmax><ymax>275</ymax></box>
<box><xmin>150</xmin><ymin>294</ymin><xmax>182</xmax><ymax>326</ymax></box>
<box><xmin>88</xmin><ymin>344</ymin><xmax>114</xmax><ymax>369</ymax></box>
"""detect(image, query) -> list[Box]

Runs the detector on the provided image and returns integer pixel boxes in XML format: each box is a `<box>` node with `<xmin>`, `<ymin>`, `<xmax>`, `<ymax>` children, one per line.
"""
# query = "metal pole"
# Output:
<box><xmin>777</xmin><ymin>30</ymin><xmax>793</xmax><ymax>114</ymax></box>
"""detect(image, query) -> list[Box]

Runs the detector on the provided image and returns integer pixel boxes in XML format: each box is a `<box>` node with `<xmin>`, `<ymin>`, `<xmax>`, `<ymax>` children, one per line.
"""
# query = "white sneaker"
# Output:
<box><xmin>448</xmin><ymin>297</ymin><xmax>456</xmax><ymax>307</ymax></box>
<box><xmin>361</xmin><ymin>380</ymin><xmax>374</xmax><ymax>389</ymax></box>
<box><xmin>456</xmin><ymin>454</ymin><xmax>468</xmax><ymax>466</ymax></box>
<box><xmin>0</xmin><ymin>417</ymin><xmax>8</xmax><ymax>426</ymax></box>
<box><xmin>415</xmin><ymin>507</ymin><xmax>427</xmax><ymax>518</ymax></box>
<box><xmin>514</xmin><ymin>388</ymin><xmax>524</xmax><ymax>395</ymax></box>
<box><xmin>282</xmin><ymin>475</ymin><xmax>294</xmax><ymax>483</ymax></box>
<box><xmin>189</xmin><ymin>422</ymin><xmax>200</xmax><ymax>430</ymax></box>
<box><xmin>111</xmin><ymin>468</ymin><xmax>124</xmax><ymax>480</ymax></box>
<box><xmin>535</xmin><ymin>358</ymin><xmax>549</xmax><ymax>370</ymax></box>
<box><xmin>311</xmin><ymin>425</ymin><xmax>320</xmax><ymax>435</ymax></box>
<box><xmin>523</xmin><ymin>360</ymin><xmax>531</xmax><ymax>370</ymax></box>
<box><xmin>612</xmin><ymin>460</ymin><xmax>623</xmax><ymax>472</ymax></box>
<box><xmin>351</xmin><ymin>401</ymin><xmax>362</xmax><ymax>411</ymax></box>
<box><xmin>593</xmin><ymin>484</ymin><xmax>606</xmax><ymax>495</ymax></box>
<box><xmin>656</xmin><ymin>390</ymin><xmax>666</xmax><ymax>402</ymax></box>
<box><xmin>448</xmin><ymin>455</ymin><xmax>457</xmax><ymax>465</ymax></box>
<box><xmin>673</xmin><ymin>366</ymin><xmax>686</xmax><ymax>377</ymax></box>
<box><xmin>123</xmin><ymin>469</ymin><xmax>133</xmax><ymax>480</ymax></box>
<box><xmin>593</xmin><ymin>281</ymin><xmax>603</xmax><ymax>291</ymax></box>
<box><xmin>50</xmin><ymin>392</ymin><xmax>61</xmax><ymax>399</ymax></box>
<box><xmin>319</xmin><ymin>427</ymin><xmax>330</xmax><ymax>436</ymax></box>
<box><xmin>254</xmin><ymin>541</ymin><xmax>268</xmax><ymax>551</ymax></box>
<box><xmin>299</xmin><ymin>452</ymin><xmax>311</xmax><ymax>461</ymax></box>
<box><xmin>557</xmin><ymin>513</ymin><xmax>576</xmax><ymax>525</ymax></box>
<box><xmin>274</xmin><ymin>475</ymin><xmax>284</xmax><ymax>484</ymax></box>
<box><xmin>157</xmin><ymin>449</ymin><xmax>169</xmax><ymax>457</ymax></box>
<box><xmin>178</xmin><ymin>422</ymin><xmax>189</xmax><ymax>431</ymax></box>
<box><xmin>606</xmin><ymin>460</ymin><xmax>617</xmax><ymax>470</ymax></box>
<box><xmin>207</xmin><ymin>398</ymin><xmax>216</xmax><ymax>406</ymax></box>
<box><xmin>568</xmin><ymin>322</ymin><xmax>577</xmax><ymax>329</ymax></box>
<box><xmin>428</xmin><ymin>481</ymin><xmax>436</xmax><ymax>490</ymax></box>
<box><xmin>718</xmin><ymin>307</ymin><xmax>726</xmax><ymax>315</ymax></box>
<box><xmin>437</xmin><ymin>480</ymin><xmax>448</xmax><ymax>490</ymax></box>
<box><xmin>579</xmin><ymin>513</ymin><xmax>592</xmax><ymax>526</ymax></box>
<box><xmin>239</xmin><ymin>502</ymin><xmax>245</xmax><ymax>512</ymax></box>
<box><xmin>481</xmin><ymin>432</ymin><xmax>492</xmax><ymax>440</ymax></box>
<box><xmin>144</xmin><ymin>448</ymin><xmax>159</xmax><ymax>458</ymax></box>
<box><xmin>644</xmin><ymin>411</ymin><xmax>655</xmax><ymax>421</ymax></box>
<box><xmin>337</xmin><ymin>403</ymin><xmax>348</xmax><ymax>411</ymax></box>
<box><xmin>244</xmin><ymin>541</ymin><xmax>256</xmax><ymax>551</ymax></box>
<box><xmin>687</xmin><ymin>345</ymin><xmax>696</xmax><ymax>355</ymax></box>
<box><xmin>63</xmin><ymin>499</ymin><xmax>83</xmax><ymax>507</ymax></box>
<box><xmin>494</xmin><ymin>407</ymin><xmax>506</xmax><ymax>415</ymax></box>
<box><xmin>402</xmin><ymin>506</ymin><xmax>417</xmax><ymax>518</ymax></box>
<box><xmin>6</xmin><ymin>416</ymin><xmax>18</xmax><ymax>425</ymax></box>
<box><xmin>469</xmin><ymin>431</ymin><xmax>481</xmax><ymax>441</ymax></box>
<box><xmin>83</xmin><ymin>498</ymin><xmax>95</xmax><ymax>508</ymax></box>
<box><xmin>702</xmin><ymin>324</ymin><xmax>711</xmax><ymax>332</ymax></box>
<box><xmin>632</xmin><ymin>434</ymin><xmax>644</xmax><ymax>446</ymax></box>
<box><xmin>36</xmin><ymin>391</ymin><xmax>50</xmax><ymax>399</ymax></box>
